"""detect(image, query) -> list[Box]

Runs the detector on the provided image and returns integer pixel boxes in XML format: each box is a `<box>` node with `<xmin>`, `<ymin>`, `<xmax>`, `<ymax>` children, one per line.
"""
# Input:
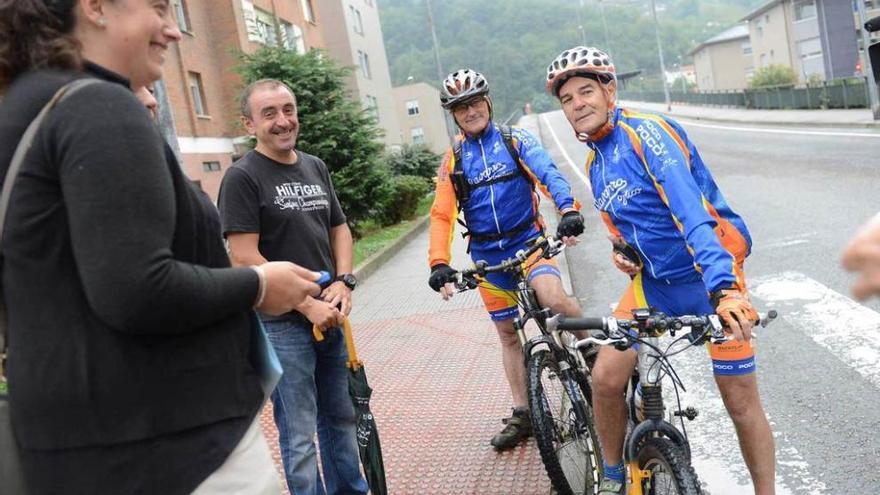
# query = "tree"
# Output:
<box><xmin>236</xmin><ymin>47</ymin><xmax>391</xmax><ymax>231</ymax></box>
<box><xmin>748</xmin><ymin>64</ymin><xmax>798</xmax><ymax>89</ymax></box>
<box><xmin>385</xmin><ymin>144</ymin><xmax>440</xmax><ymax>181</ymax></box>
<box><xmin>380</xmin><ymin>0</ymin><xmax>763</xmax><ymax>116</ymax></box>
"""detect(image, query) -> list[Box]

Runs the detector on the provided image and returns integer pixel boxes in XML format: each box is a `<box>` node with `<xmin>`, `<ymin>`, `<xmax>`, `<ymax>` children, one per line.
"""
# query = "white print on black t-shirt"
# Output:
<box><xmin>274</xmin><ymin>181</ymin><xmax>330</xmax><ymax>212</ymax></box>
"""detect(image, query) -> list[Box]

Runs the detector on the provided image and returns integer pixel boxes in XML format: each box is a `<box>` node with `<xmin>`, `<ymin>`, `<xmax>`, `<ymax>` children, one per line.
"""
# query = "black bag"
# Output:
<box><xmin>1</xmin><ymin>78</ymin><xmax>102</xmax><ymax>495</ymax></box>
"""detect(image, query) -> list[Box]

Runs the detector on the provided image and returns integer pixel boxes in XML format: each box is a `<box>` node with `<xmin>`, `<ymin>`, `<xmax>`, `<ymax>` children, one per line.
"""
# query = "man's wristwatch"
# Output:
<box><xmin>336</xmin><ymin>273</ymin><xmax>357</xmax><ymax>291</ymax></box>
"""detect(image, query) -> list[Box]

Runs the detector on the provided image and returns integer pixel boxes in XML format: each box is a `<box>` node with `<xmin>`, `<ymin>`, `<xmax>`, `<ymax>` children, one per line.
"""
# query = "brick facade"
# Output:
<box><xmin>161</xmin><ymin>0</ymin><xmax>325</xmax><ymax>200</ymax></box>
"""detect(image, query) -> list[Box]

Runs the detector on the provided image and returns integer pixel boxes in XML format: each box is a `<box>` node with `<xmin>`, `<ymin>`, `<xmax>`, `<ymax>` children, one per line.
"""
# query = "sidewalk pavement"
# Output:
<box><xmin>259</xmin><ymin>206</ymin><xmax>572</xmax><ymax>494</ymax></box>
<box><xmin>619</xmin><ymin>99</ymin><xmax>880</xmax><ymax>129</ymax></box>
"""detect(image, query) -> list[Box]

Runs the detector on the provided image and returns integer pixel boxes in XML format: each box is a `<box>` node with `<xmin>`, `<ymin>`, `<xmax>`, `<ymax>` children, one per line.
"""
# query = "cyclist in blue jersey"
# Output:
<box><xmin>427</xmin><ymin>69</ymin><xmax>587</xmax><ymax>451</ymax></box>
<box><xmin>546</xmin><ymin>47</ymin><xmax>775</xmax><ymax>495</ymax></box>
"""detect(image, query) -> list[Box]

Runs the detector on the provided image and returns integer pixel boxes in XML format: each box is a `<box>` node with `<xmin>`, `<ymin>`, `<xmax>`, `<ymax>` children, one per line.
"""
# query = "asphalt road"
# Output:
<box><xmin>521</xmin><ymin>109</ymin><xmax>880</xmax><ymax>494</ymax></box>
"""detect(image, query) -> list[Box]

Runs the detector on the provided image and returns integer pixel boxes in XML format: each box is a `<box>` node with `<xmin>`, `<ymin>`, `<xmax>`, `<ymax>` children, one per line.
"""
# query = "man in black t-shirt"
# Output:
<box><xmin>219</xmin><ymin>79</ymin><xmax>368</xmax><ymax>495</ymax></box>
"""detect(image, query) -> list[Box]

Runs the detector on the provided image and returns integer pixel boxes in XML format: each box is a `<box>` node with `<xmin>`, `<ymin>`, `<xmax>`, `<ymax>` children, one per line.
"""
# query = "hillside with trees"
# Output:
<box><xmin>379</xmin><ymin>0</ymin><xmax>765</xmax><ymax>117</ymax></box>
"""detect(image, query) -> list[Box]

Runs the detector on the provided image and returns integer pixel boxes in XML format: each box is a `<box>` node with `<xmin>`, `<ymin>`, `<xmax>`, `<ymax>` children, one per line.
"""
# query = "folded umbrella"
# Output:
<box><xmin>314</xmin><ymin>319</ymin><xmax>387</xmax><ymax>495</ymax></box>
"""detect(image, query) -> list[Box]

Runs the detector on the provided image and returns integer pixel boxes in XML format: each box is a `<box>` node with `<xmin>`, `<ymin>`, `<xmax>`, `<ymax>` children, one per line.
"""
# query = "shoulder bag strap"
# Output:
<box><xmin>0</xmin><ymin>78</ymin><xmax>102</xmax><ymax>379</ymax></box>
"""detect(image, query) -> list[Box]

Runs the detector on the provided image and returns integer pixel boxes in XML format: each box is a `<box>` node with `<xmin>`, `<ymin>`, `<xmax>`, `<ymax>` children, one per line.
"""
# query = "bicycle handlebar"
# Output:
<box><xmin>452</xmin><ymin>235</ymin><xmax>565</xmax><ymax>290</ymax></box>
<box><xmin>550</xmin><ymin>310</ymin><xmax>778</xmax><ymax>349</ymax></box>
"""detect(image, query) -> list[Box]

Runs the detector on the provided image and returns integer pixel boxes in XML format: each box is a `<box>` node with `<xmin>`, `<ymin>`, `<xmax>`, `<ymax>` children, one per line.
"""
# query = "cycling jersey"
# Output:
<box><xmin>586</xmin><ymin>108</ymin><xmax>751</xmax><ymax>294</ymax></box>
<box><xmin>429</xmin><ymin>122</ymin><xmax>579</xmax><ymax>267</ymax></box>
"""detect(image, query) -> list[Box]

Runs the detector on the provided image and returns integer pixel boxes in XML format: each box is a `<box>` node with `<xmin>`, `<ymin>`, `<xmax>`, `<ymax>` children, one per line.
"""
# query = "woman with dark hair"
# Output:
<box><xmin>0</xmin><ymin>1</ymin><xmax>329</xmax><ymax>493</ymax></box>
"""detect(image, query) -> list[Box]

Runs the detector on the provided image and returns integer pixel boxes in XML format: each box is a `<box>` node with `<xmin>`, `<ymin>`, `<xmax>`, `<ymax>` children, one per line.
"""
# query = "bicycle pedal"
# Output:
<box><xmin>673</xmin><ymin>407</ymin><xmax>699</xmax><ymax>421</ymax></box>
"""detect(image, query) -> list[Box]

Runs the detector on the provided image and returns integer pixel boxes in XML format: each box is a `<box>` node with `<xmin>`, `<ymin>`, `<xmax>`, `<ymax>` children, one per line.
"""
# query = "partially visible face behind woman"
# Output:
<box><xmin>77</xmin><ymin>0</ymin><xmax>182</xmax><ymax>89</ymax></box>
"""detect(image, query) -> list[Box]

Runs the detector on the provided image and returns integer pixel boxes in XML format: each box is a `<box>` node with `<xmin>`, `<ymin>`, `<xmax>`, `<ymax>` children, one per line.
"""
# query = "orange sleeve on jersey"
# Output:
<box><xmin>428</xmin><ymin>149</ymin><xmax>459</xmax><ymax>268</ymax></box>
<box><xmin>600</xmin><ymin>211</ymin><xmax>622</xmax><ymax>238</ymax></box>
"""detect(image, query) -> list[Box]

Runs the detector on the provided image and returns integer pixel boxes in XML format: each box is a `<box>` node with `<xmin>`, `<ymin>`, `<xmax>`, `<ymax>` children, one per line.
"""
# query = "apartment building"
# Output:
<box><xmin>392</xmin><ymin>82</ymin><xmax>452</xmax><ymax>155</ymax></box>
<box><xmin>314</xmin><ymin>0</ymin><xmax>402</xmax><ymax>148</ymax></box>
<box><xmin>690</xmin><ymin>24</ymin><xmax>753</xmax><ymax>90</ymax></box>
<box><xmin>742</xmin><ymin>0</ymin><xmax>858</xmax><ymax>83</ymax></box>
<box><xmin>161</xmin><ymin>0</ymin><xmax>324</xmax><ymax>199</ymax></box>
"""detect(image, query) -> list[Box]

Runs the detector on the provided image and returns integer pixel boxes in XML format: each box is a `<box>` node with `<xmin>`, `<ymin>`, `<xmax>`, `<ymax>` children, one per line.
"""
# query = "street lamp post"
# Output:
<box><xmin>597</xmin><ymin>0</ymin><xmax>612</xmax><ymax>51</ymax></box>
<box><xmin>650</xmin><ymin>0</ymin><xmax>671</xmax><ymax>112</ymax></box>
<box><xmin>575</xmin><ymin>0</ymin><xmax>588</xmax><ymax>45</ymax></box>
<box><xmin>424</xmin><ymin>0</ymin><xmax>456</xmax><ymax>140</ymax></box>
<box><xmin>856</xmin><ymin>0</ymin><xmax>880</xmax><ymax>120</ymax></box>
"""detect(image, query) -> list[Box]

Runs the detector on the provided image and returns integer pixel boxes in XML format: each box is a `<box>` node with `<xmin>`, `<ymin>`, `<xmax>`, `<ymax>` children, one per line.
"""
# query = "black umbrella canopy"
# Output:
<box><xmin>328</xmin><ymin>318</ymin><xmax>387</xmax><ymax>495</ymax></box>
<box><xmin>348</xmin><ymin>363</ymin><xmax>387</xmax><ymax>495</ymax></box>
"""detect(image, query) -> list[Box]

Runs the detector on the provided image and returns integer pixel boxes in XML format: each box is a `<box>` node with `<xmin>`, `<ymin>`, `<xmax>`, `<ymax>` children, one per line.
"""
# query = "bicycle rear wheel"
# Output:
<box><xmin>636</xmin><ymin>437</ymin><xmax>701</xmax><ymax>495</ymax></box>
<box><xmin>528</xmin><ymin>349</ymin><xmax>601</xmax><ymax>495</ymax></box>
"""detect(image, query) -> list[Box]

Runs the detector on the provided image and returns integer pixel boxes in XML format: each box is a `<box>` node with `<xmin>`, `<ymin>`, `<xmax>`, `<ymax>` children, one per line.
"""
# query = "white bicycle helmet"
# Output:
<box><xmin>440</xmin><ymin>69</ymin><xmax>489</xmax><ymax>109</ymax></box>
<box><xmin>546</xmin><ymin>46</ymin><xmax>616</xmax><ymax>96</ymax></box>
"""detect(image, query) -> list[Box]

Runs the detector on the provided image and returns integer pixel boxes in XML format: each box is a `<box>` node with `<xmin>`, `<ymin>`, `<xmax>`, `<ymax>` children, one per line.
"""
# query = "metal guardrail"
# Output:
<box><xmin>620</xmin><ymin>77</ymin><xmax>871</xmax><ymax>110</ymax></box>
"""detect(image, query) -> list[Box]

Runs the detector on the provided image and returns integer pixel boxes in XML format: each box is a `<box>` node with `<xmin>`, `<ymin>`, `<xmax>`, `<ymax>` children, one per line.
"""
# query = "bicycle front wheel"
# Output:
<box><xmin>636</xmin><ymin>437</ymin><xmax>701</xmax><ymax>495</ymax></box>
<box><xmin>527</xmin><ymin>349</ymin><xmax>601</xmax><ymax>495</ymax></box>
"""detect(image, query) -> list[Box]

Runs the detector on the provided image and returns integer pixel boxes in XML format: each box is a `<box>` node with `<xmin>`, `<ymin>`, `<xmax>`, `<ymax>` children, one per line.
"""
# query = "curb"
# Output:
<box><xmin>624</xmin><ymin>103</ymin><xmax>880</xmax><ymax>130</ymax></box>
<box><xmin>353</xmin><ymin>214</ymin><xmax>430</xmax><ymax>283</ymax></box>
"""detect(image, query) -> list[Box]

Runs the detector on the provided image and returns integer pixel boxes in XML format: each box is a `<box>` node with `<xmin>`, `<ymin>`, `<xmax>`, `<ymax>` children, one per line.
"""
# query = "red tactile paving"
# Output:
<box><xmin>259</xmin><ymin>305</ymin><xmax>553</xmax><ymax>495</ymax></box>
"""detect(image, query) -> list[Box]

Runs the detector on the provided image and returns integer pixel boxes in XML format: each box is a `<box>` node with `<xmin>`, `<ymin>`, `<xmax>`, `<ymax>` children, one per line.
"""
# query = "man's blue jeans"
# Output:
<box><xmin>263</xmin><ymin>316</ymin><xmax>368</xmax><ymax>495</ymax></box>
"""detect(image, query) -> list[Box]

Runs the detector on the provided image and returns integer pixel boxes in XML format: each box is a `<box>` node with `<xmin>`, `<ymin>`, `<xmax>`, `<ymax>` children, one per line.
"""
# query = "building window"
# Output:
<box><xmin>411</xmin><ymin>127</ymin><xmax>425</xmax><ymax>145</ymax></box>
<box><xmin>364</xmin><ymin>95</ymin><xmax>379</xmax><ymax>121</ymax></box>
<box><xmin>794</xmin><ymin>0</ymin><xmax>817</xmax><ymax>21</ymax></box>
<box><xmin>350</xmin><ymin>5</ymin><xmax>363</xmax><ymax>35</ymax></box>
<box><xmin>300</xmin><ymin>0</ymin><xmax>316</xmax><ymax>23</ymax></box>
<box><xmin>406</xmin><ymin>99</ymin><xmax>420</xmax><ymax>116</ymax></box>
<box><xmin>745</xmin><ymin>66</ymin><xmax>755</xmax><ymax>79</ymax></box>
<box><xmin>358</xmin><ymin>50</ymin><xmax>372</xmax><ymax>79</ymax></box>
<box><xmin>797</xmin><ymin>37</ymin><xmax>822</xmax><ymax>59</ymax></box>
<box><xmin>741</xmin><ymin>40</ymin><xmax>752</xmax><ymax>55</ymax></box>
<box><xmin>253</xmin><ymin>7</ymin><xmax>278</xmax><ymax>46</ymax></box>
<box><xmin>760</xmin><ymin>53</ymin><xmax>767</xmax><ymax>67</ymax></box>
<box><xmin>202</xmin><ymin>161</ymin><xmax>221</xmax><ymax>172</ymax></box>
<box><xmin>174</xmin><ymin>0</ymin><xmax>191</xmax><ymax>32</ymax></box>
<box><xmin>188</xmin><ymin>72</ymin><xmax>208</xmax><ymax>116</ymax></box>
<box><xmin>282</xmin><ymin>22</ymin><xmax>306</xmax><ymax>54</ymax></box>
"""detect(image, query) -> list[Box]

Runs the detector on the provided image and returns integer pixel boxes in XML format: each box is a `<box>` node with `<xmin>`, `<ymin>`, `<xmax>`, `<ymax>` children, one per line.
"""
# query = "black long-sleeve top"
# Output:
<box><xmin>0</xmin><ymin>64</ymin><xmax>264</xmax><ymax>492</ymax></box>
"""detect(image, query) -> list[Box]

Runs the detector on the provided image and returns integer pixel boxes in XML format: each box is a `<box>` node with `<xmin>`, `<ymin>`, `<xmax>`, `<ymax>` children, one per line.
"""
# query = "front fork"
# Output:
<box><xmin>625</xmin><ymin>336</ymin><xmax>690</xmax><ymax>492</ymax></box>
<box><xmin>518</xmin><ymin>308</ymin><xmax>591</xmax><ymax>431</ymax></box>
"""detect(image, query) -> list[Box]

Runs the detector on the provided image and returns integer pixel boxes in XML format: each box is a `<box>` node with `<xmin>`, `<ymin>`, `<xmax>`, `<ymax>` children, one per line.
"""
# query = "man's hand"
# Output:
<box><xmin>608</xmin><ymin>235</ymin><xmax>640</xmax><ymax>276</ymax></box>
<box><xmin>711</xmin><ymin>288</ymin><xmax>758</xmax><ymax>342</ymax></box>
<box><xmin>842</xmin><ymin>214</ymin><xmax>880</xmax><ymax>299</ymax></box>
<box><xmin>257</xmin><ymin>262</ymin><xmax>322</xmax><ymax>316</ymax></box>
<box><xmin>321</xmin><ymin>281</ymin><xmax>352</xmax><ymax>315</ymax></box>
<box><xmin>557</xmin><ymin>210</ymin><xmax>585</xmax><ymax>246</ymax></box>
<box><xmin>299</xmin><ymin>297</ymin><xmax>344</xmax><ymax>330</ymax></box>
<box><xmin>429</xmin><ymin>264</ymin><xmax>457</xmax><ymax>301</ymax></box>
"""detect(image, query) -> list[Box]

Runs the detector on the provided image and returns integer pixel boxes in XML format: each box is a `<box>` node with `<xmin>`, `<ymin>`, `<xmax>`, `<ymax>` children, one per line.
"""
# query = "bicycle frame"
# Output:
<box><xmin>550</xmin><ymin>309</ymin><xmax>776</xmax><ymax>495</ymax></box>
<box><xmin>625</xmin><ymin>334</ymin><xmax>692</xmax><ymax>494</ymax></box>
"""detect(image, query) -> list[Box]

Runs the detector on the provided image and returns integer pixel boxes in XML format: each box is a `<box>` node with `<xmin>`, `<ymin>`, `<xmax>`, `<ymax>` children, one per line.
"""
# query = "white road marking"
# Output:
<box><xmin>539</xmin><ymin>113</ymin><xmax>591</xmax><ymax>189</ymax></box>
<box><xmin>751</xmin><ymin>271</ymin><xmax>880</xmax><ymax>388</ymax></box>
<box><xmin>676</xmin><ymin>119</ymin><xmax>880</xmax><ymax>138</ymax></box>
<box><xmin>648</xmin><ymin>335</ymin><xmax>823</xmax><ymax>494</ymax></box>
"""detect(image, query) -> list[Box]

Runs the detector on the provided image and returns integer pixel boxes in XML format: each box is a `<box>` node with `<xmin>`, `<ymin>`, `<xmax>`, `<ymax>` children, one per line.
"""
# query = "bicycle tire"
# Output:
<box><xmin>528</xmin><ymin>349</ymin><xmax>602</xmax><ymax>495</ymax></box>
<box><xmin>636</xmin><ymin>437</ymin><xmax>702</xmax><ymax>495</ymax></box>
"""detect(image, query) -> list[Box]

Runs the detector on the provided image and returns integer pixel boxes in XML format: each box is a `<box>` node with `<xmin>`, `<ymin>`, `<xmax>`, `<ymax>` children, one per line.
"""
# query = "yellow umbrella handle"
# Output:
<box><xmin>313</xmin><ymin>319</ymin><xmax>361</xmax><ymax>371</ymax></box>
<box><xmin>342</xmin><ymin>317</ymin><xmax>362</xmax><ymax>371</ymax></box>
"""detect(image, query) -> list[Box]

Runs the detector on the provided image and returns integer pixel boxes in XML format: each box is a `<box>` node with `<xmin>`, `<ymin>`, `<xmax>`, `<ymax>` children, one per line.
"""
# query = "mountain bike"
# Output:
<box><xmin>547</xmin><ymin>308</ymin><xmax>777</xmax><ymax>495</ymax></box>
<box><xmin>452</xmin><ymin>235</ymin><xmax>602</xmax><ymax>495</ymax></box>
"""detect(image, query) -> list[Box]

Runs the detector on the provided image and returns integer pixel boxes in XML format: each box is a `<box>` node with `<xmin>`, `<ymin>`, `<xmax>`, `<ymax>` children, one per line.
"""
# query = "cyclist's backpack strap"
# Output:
<box><xmin>450</xmin><ymin>137</ymin><xmax>469</xmax><ymax>208</ymax></box>
<box><xmin>449</xmin><ymin>126</ymin><xmax>543</xmax><ymax>249</ymax></box>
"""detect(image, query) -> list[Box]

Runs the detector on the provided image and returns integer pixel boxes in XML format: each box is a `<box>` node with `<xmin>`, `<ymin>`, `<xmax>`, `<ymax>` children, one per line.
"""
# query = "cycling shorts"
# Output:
<box><xmin>470</xmin><ymin>244</ymin><xmax>561</xmax><ymax>322</ymax></box>
<box><xmin>613</xmin><ymin>272</ymin><xmax>756</xmax><ymax>376</ymax></box>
